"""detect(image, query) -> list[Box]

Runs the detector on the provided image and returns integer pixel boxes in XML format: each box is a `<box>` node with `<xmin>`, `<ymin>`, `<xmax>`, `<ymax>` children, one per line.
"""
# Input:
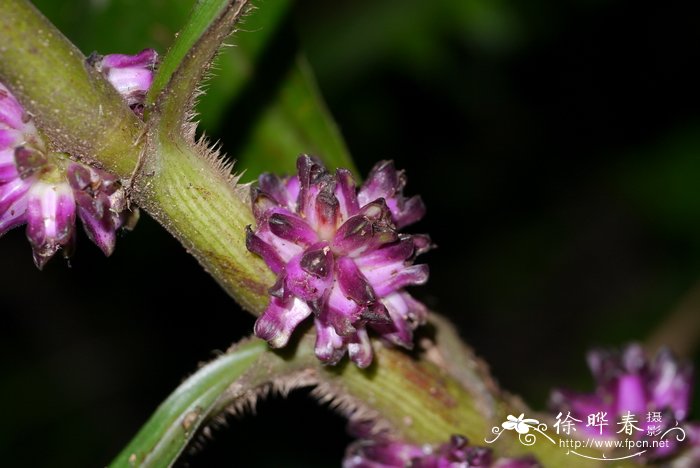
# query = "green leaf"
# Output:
<box><xmin>232</xmin><ymin>56</ymin><xmax>358</xmax><ymax>180</ymax></box>
<box><xmin>186</xmin><ymin>0</ymin><xmax>359</xmax><ymax>178</ymax></box>
<box><xmin>109</xmin><ymin>340</ymin><xmax>267</xmax><ymax>468</ymax></box>
<box><xmin>147</xmin><ymin>0</ymin><xmax>252</xmax><ymax>135</ymax></box>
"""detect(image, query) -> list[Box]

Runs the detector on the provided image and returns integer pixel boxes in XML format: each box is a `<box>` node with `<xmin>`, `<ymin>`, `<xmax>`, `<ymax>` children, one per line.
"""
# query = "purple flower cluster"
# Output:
<box><xmin>550</xmin><ymin>344</ymin><xmax>696</xmax><ymax>458</ymax></box>
<box><xmin>1</xmin><ymin>49</ymin><xmax>154</xmax><ymax>267</ymax></box>
<box><xmin>247</xmin><ymin>155</ymin><xmax>431</xmax><ymax>367</ymax></box>
<box><xmin>344</xmin><ymin>433</ymin><xmax>539</xmax><ymax>468</ymax></box>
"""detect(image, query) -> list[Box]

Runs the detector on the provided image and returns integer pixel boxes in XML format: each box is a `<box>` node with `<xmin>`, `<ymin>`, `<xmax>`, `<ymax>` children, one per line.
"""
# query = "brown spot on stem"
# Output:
<box><xmin>182</xmin><ymin>407</ymin><xmax>201</xmax><ymax>431</ymax></box>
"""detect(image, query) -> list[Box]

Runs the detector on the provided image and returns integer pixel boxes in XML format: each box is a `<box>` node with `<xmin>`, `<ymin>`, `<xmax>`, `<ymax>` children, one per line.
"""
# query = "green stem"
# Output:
<box><xmin>133</xmin><ymin>138</ymin><xmax>274</xmax><ymax>312</ymax></box>
<box><xmin>110</xmin><ymin>339</ymin><xmax>267</xmax><ymax>467</ymax></box>
<box><xmin>147</xmin><ymin>0</ymin><xmax>251</xmax><ymax>133</ymax></box>
<box><xmin>0</xmin><ymin>0</ymin><xmax>143</xmax><ymax>176</ymax></box>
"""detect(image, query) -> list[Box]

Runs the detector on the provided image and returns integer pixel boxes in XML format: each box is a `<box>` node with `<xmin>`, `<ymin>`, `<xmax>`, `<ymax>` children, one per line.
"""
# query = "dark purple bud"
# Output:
<box><xmin>353</xmin><ymin>235</ymin><xmax>416</xmax><ymax>270</ymax></box>
<box><xmin>268</xmin><ymin>212</ymin><xmax>318</xmax><ymax>246</ymax></box>
<box><xmin>258</xmin><ymin>172</ymin><xmax>297</xmax><ymax>211</ymax></box>
<box><xmin>246</xmin><ymin>225</ymin><xmax>285</xmax><ymax>274</ymax></box>
<box><xmin>337</xmin><ymin>256</ymin><xmax>377</xmax><ymax>305</ymax></box>
<box><xmin>251</xmin><ymin>188</ymin><xmax>279</xmax><ymax>220</ymax></box>
<box><xmin>67</xmin><ymin>163</ymin><xmax>93</xmax><ymax>191</ymax></box>
<box><xmin>333</xmin><ymin>203</ymin><xmax>398</xmax><ymax>257</ymax></box>
<box><xmin>74</xmin><ymin>190</ymin><xmax>117</xmax><ymax>256</ymax></box>
<box><xmin>284</xmin><ymin>246</ymin><xmax>334</xmax><ymax>301</ymax></box>
<box><xmin>358</xmin><ymin>160</ymin><xmax>425</xmax><ymax>228</ymax></box>
<box><xmin>335</xmin><ymin>168</ymin><xmax>360</xmax><ymax>221</ymax></box>
<box><xmin>14</xmin><ymin>146</ymin><xmax>47</xmax><ymax>179</ymax></box>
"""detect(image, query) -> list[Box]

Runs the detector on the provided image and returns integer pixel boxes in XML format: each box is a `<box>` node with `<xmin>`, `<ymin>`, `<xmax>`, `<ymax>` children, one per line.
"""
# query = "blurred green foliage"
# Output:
<box><xmin>1</xmin><ymin>0</ymin><xmax>699</xmax><ymax>466</ymax></box>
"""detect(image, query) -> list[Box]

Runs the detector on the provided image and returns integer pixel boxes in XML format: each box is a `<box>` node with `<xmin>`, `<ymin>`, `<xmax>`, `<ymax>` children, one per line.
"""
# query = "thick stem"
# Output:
<box><xmin>0</xmin><ymin>0</ymin><xmax>143</xmax><ymax>176</ymax></box>
<box><xmin>133</xmin><ymin>136</ymin><xmax>274</xmax><ymax>312</ymax></box>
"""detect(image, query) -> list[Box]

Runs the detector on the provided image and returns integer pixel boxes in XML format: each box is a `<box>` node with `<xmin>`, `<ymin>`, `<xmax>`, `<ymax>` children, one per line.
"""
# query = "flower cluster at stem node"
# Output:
<box><xmin>344</xmin><ymin>427</ymin><xmax>540</xmax><ymax>468</ymax></box>
<box><xmin>1</xmin><ymin>49</ymin><xmax>156</xmax><ymax>267</ymax></box>
<box><xmin>247</xmin><ymin>155</ymin><xmax>432</xmax><ymax>367</ymax></box>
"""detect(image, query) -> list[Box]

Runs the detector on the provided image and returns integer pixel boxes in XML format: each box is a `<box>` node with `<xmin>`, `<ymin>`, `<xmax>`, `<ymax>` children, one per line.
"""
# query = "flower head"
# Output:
<box><xmin>247</xmin><ymin>155</ymin><xmax>431</xmax><ymax>367</ymax></box>
<box><xmin>550</xmin><ymin>343</ymin><xmax>695</xmax><ymax>459</ymax></box>
<box><xmin>1</xmin><ymin>81</ymin><xmax>135</xmax><ymax>267</ymax></box>
<box><xmin>343</xmin><ymin>432</ymin><xmax>539</xmax><ymax>468</ymax></box>
<box><xmin>551</xmin><ymin>345</ymin><xmax>693</xmax><ymax>430</ymax></box>
<box><xmin>91</xmin><ymin>48</ymin><xmax>158</xmax><ymax>116</ymax></box>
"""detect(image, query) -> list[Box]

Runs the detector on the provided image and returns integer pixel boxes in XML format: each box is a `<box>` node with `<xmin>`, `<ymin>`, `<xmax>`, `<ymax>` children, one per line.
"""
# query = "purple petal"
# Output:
<box><xmin>268</xmin><ymin>212</ymin><xmax>318</xmax><ymax>246</ymax></box>
<box><xmin>358</xmin><ymin>161</ymin><xmax>425</xmax><ymax>228</ymax></box>
<box><xmin>254</xmin><ymin>296</ymin><xmax>312</xmax><ymax>348</ymax></box>
<box><xmin>101</xmin><ymin>48</ymin><xmax>158</xmax><ymax>69</ymax></box>
<box><xmin>373</xmin><ymin>292</ymin><xmax>428</xmax><ymax>348</ymax></box>
<box><xmin>296</xmin><ymin>155</ymin><xmax>340</xmax><ymax>236</ymax></box>
<box><xmin>254</xmin><ymin>209</ymin><xmax>306</xmax><ymax>262</ymax></box>
<box><xmin>314</xmin><ymin>317</ymin><xmax>346</xmax><ymax>365</ymax></box>
<box><xmin>246</xmin><ymin>225</ymin><xmax>286</xmax><ymax>274</ymax></box>
<box><xmin>353</xmin><ymin>235</ymin><xmax>416</xmax><ymax>269</ymax></box>
<box><xmin>621</xmin><ymin>344</ymin><xmax>647</xmax><ymax>374</ymax></box>
<box><xmin>650</xmin><ymin>348</ymin><xmax>693</xmax><ymax>420</ymax></box>
<box><xmin>614</xmin><ymin>374</ymin><xmax>647</xmax><ymax>414</ymax></box>
<box><xmin>0</xmin><ymin>188</ymin><xmax>28</xmax><ymax>236</ymax></box>
<box><xmin>363</xmin><ymin>263</ymin><xmax>429</xmax><ymax>297</ymax></box>
<box><xmin>284</xmin><ymin>245</ymin><xmax>334</xmax><ymax>301</ymax></box>
<box><xmin>0</xmin><ymin>83</ymin><xmax>25</xmax><ymax>129</ymax></box>
<box><xmin>335</xmin><ymin>168</ymin><xmax>360</xmax><ymax>221</ymax></box>
<box><xmin>258</xmin><ymin>173</ymin><xmax>298</xmax><ymax>212</ymax></box>
<box><xmin>344</xmin><ymin>440</ymin><xmax>425</xmax><ymax>468</ymax></box>
<box><xmin>358</xmin><ymin>160</ymin><xmax>402</xmax><ymax>206</ymax></box>
<box><xmin>251</xmin><ymin>188</ymin><xmax>279</xmax><ymax>220</ymax></box>
<box><xmin>26</xmin><ymin>180</ymin><xmax>76</xmax><ymax>269</ymax></box>
<box><xmin>332</xmin><ymin>202</ymin><xmax>398</xmax><ymax>257</ymax></box>
<box><xmin>75</xmin><ymin>191</ymin><xmax>117</xmax><ymax>256</ymax></box>
<box><xmin>391</xmin><ymin>195</ymin><xmax>426</xmax><ymax>229</ymax></box>
<box><xmin>336</xmin><ymin>256</ymin><xmax>377</xmax><ymax>305</ymax></box>
<box><xmin>0</xmin><ymin>176</ymin><xmax>31</xmax><ymax>214</ymax></box>
<box><xmin>326</xmin><ymin>280</ymin><xmax>363</xmax><ymax>336</ymax></box>
<box><xmin>347</xmin><ymin>327</ymin><xmax>374</xmax><ymax>368</ymax></box>
<box><xmin>66</xmin><ymin>163</ymin><xmax>94</xmax><ymax>191</ymax></box>
<box><xmin>0</xmin><ymin>148</ymin><xmax>19</xmax><ymax>184</ymax></box>
<box><xmin>412</xmin><ymin>234</ymin><xmax>433</xmax><ymax>256</ymax></box>
<box><xmin>106</xmin><ymin>68</ymin><xmax>153</xmax><ymax>99</ymax></box>
<box><xmin>311</xmin><ymin>182</ymin><xmax>340</xmax><ymax>239</ymax></box>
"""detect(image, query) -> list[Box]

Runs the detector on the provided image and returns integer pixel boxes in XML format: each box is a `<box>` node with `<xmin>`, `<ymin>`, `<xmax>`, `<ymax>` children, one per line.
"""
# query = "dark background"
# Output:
<box><xmin>1</xmin><ymin>0</ymin><xmax>700</xmax><ymax>466</ymax></box>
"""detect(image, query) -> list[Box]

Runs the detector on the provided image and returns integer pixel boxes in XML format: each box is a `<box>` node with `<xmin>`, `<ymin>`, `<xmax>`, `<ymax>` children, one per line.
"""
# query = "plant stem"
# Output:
<box><xmin>133</xmin><ymin>138</ymin><xmax>274</xmax><ymax>312</ymax></box>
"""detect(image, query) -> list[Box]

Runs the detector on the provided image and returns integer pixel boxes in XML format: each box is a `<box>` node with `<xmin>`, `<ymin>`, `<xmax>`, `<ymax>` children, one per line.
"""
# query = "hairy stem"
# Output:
<box><xmin>133</xmin><ymin>137</ymin><xmax>274</xmax><ymax>312</ymax></box>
